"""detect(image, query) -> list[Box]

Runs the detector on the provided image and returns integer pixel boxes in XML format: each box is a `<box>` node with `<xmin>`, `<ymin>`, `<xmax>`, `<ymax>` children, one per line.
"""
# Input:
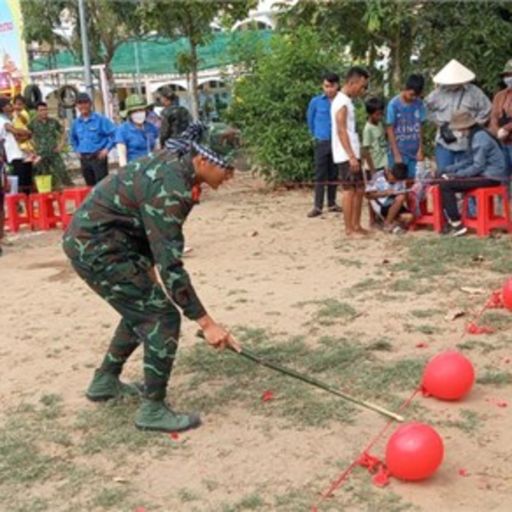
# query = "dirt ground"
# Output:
<box><xmin>1</xmin><ymin>172</ymin><xmax>511</xmax><ymax>512</ymax></box>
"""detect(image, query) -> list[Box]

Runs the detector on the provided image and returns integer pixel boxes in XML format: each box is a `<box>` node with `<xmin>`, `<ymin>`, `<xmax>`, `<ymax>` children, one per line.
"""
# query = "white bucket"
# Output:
<box><xmin>7</xmin><ymin>175</ymin><xmax>18</xmax><ymax>195</ymax></box>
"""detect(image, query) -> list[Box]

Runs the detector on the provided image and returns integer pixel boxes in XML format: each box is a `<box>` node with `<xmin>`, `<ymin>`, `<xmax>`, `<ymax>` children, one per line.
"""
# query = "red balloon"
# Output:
<box><xmin>502</xmin><ymin>278</ymin><xmax>512</xmax><ymax>310</ymax></box>
<box><xmin>422</xmin><ymin>351</ymin><xmax>475</xmax><ymax>400</ymax></box>
<box><xmin>386</xmin><ymin>422</ymin><xmax>444</xmax><ymax>481</ymax></box>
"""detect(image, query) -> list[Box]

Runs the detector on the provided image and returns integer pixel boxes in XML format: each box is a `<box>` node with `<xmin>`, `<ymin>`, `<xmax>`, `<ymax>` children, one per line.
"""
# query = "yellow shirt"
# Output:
<box><xmin>13</xmin><ymin>109</ymin><xmax>35</xmax><ymax>153</ymax></box>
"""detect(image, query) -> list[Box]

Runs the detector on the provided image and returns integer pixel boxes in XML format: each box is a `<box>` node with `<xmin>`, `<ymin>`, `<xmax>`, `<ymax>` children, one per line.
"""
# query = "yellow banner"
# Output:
<box><xmin>0</xmin><ymin>0</ymin><xmax>28</xmax><ymax>96</ymax></box>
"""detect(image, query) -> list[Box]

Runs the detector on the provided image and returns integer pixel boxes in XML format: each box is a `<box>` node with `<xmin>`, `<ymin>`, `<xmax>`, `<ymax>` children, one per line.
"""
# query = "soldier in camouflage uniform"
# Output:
<box><xmin>29</xmin><ymin>102</ymin><xmax>72</xmax><ymax>189</ymax></box>
<box><xmin>62</xmin><ymin>122</ymin><xmax>239</xmax><ymax>433</ymax></box>
<box><xmin>159</xmin><ymin>88</ymin><xmax>192</xmax><ymax>146</ymax></box>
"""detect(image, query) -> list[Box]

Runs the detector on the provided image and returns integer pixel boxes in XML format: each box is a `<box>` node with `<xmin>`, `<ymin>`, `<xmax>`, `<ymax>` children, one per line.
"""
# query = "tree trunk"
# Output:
<box><xmin>189</xmin><ymin>41</ymin><xmax>200</xmax><ymax>121</ymax></box>
<box><xmin>390</xmin><ymin>32</ymin><xmax>401</xmax><ymax>93</ymax></box>
<box><xmin>104</xmin><ymin>63</ymin><xmax>119</xmax><ymax>121</ymax></box>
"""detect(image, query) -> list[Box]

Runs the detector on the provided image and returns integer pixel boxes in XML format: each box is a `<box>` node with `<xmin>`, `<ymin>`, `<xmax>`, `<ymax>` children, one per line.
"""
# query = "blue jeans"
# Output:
<box><xmin>387</xmin><ymin>152</ymin><xmax>417</xmax><ymax>179</ymax></box>
<box><xmin>503</xmin><ymin>145</ymin><xmax>512</xmax><ymax>177</ymax></box>
<box><xmin>436</xmin><ymin>144</ymin><xmax>474</xmax><ymax>216</ymax></box>
<box><xmin>435</xmin><ymin>143</ymin><xmax>467</xmax><ymax>172</ymax></box>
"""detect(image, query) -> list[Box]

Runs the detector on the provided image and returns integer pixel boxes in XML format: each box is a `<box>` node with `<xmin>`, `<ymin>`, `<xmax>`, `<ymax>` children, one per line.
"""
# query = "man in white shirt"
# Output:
<box><xmin>331</xmin><ymin>67</ymin><xmax>370</xmax><ymax>236</ymax></box>
<box><xmin>0</xmin><ymin>96</ymin><xmax>32</xmax><ymax>194</ymax></box>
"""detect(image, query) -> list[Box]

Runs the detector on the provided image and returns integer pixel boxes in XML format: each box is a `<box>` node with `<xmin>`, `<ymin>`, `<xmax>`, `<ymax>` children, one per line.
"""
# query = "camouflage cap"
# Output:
<box><xmin>502</xmin><ymin>59</ymin><xmax>512</xmax><ymax>75</ymax></box>
<box><xmin>165</xmin><ymin>121</ymin><xmax>239</xmax><ymax>170</ymax></box>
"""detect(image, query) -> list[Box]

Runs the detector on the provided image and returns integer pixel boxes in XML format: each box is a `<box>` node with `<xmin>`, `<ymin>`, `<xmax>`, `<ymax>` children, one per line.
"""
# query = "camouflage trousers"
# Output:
<box><xmin>70</xmin><ymin>257</ymin><xmax>180</xmax><ymax>401</ymax></box>
<box><xmin>35</xmin><ymin>154</ymin><xmax>73</xmax><ymax>189</ymax></box>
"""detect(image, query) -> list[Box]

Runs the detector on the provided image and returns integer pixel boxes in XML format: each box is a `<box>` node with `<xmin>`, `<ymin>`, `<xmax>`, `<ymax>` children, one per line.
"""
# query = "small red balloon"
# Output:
<box><xmin>502</xmin><ymin>278</ymin><xmax>512</xmax><ymax>310</ymax></box>
<box><xmin>386</xmin><ymin>422</ymin><xmax>444</xmax><ymax>481</ymax></box>
<box><xmin>422</xmin><ymin>351</ymin><xmax>475</xmax><ymax>400</ymax></box>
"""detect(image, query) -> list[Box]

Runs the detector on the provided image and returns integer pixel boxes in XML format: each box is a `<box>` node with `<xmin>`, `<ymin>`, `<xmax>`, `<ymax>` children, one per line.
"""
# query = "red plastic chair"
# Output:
<box><xmin>4</xmin><ymin>193</ymin><xmax>31</xmax><ymax>232</ymax></box>
<box><xmin>410</xmin><ymin>185</ymin><xmax>445</xmax><ymax>233</ymax></box>
<box><xmin>60</xmin><ymin>186</ymin><xmax>92</xmax><ymax>229</ymax></box>
<box><xmin>29</xmin><ymin>192</ymin><xmax>62</xmax><ymax>230</ymax></box>
<box><xmin>461</xmin><ymin>185</ymin><xmax>512</xmax><ymax>237</ymax></box>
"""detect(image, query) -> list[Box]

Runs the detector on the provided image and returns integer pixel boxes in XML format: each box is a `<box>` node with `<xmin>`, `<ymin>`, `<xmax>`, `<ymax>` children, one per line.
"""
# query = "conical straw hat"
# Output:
<box><xmin>433</xmin><ymin>59</ymin><xmax>475</xmax><ymax>85</ymax></box>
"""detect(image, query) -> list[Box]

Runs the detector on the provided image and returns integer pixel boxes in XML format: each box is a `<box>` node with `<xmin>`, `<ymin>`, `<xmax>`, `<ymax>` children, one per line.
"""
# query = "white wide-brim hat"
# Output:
<box><xmin>433</xmin><ymin>59</ymin><xmax>475</xmax><ymax>85</ymax></box>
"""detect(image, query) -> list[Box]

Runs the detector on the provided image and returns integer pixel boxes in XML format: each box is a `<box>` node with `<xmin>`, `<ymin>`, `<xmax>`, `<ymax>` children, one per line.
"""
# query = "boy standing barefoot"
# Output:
<box><xmin>331</xmin><ymin>67</ymin><xmax>370</xmax><ymax>236</ymax></box>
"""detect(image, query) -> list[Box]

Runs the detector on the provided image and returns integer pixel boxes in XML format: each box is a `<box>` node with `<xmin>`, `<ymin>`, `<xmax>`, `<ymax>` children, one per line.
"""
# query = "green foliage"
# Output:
<box><xmin>418</xmin><ymin>1</ymin><xmax>512</xmax><ymax>94</ymax></box>
<box><xmin>228</xmin><ymin>28</ymin><xmax>346</xmax><ymax>184</ymax></box>
<box><xmin>279</xmin><ymin>0</ymin><xmax>512</xmax><ymax>94</ymax></box>
<box><xmin>140</xmin><ymin>0</ymin><xmax>255</xmax><ymax>118</ymax></box>
<box><xmin>21</xmin><ymin>0</ymin><xmax>142</xmax><ymax>65</ymax></box>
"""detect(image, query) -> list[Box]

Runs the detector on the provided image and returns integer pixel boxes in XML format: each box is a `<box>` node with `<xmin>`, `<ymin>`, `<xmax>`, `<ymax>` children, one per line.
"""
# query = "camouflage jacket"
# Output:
<box><xmin>28</xmin><ymin>118</ymin><xmax>63</xmax><ymax>157</ymax></box>
<box><xmin>160</xmin><ymin>104</ymin><xmax>192</xmax><ymax>145</ymax></box>
<box><xmin>62</xmin><ymin>150</ymin><xmax>206</xmax><ymax>320</ymax></box>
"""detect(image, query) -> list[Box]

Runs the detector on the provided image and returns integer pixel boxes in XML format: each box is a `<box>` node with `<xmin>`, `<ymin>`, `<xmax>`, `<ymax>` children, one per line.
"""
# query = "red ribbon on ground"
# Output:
<box><xmin>357</xmin><ymin>451</ymin><xmax>382</xmax><ymax>472</ymax></box>
<box><xmin>466</xmin><ymin>322</ymin><xmax>495</xmax><ymax>335</ymax></box>
<box><xmin>486</xmin><ymin>290</ymin><xmax>504</xmax><ymax>309</ymax></box>
<box><xmin>261</xmin><ymin>390</ymin><xmax>274</xmax><ymax>402</ymax></box>
<box><xmin>357</xmin><ymin>452</ymin><xmax>391</xmax><ymax>487</ymax></box>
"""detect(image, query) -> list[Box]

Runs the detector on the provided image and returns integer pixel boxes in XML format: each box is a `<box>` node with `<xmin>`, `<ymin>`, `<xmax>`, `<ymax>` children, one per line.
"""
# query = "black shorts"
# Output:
<box><xmin>338</xmin><ymin>161</ymin><xmax>368</xmax><ymax>190</ymax></box>
<box><xmin>380</xmin><ymin>203</ymin><xmax>408</xmax><ymax>218</ymax></box>
<box><xmin>11</xmin><ymin>159</ymin><xmax>33</xmax><ymax>193</ymax></box>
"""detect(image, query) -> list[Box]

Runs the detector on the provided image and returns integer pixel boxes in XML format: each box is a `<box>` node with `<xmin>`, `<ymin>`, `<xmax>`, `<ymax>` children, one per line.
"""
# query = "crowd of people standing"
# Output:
<box><xmin>307</xmin><ymin>59</ymin><xmax>512</xmax><ymax>237</ymax></box>
<box><xmin>0</xmin><ymin>87</ymin><xmax>193</xmax><ymax>255</ymax></box>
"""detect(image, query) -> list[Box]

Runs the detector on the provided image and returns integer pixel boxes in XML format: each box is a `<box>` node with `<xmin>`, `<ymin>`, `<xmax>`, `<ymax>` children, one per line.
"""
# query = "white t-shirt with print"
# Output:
<box><xmin>365</xmin><ymin>170</ymin><xmax>405</xmax><ymax>207</ymax></box>
<box><xmin>331</xmin><ymin>91</ymin><xmax>360</xmax><ymax>163</ymax></box>
<box><xmin>0</xmin><ymin>115</ymin><xmax>24</xmax><ymax>162</ymax></box>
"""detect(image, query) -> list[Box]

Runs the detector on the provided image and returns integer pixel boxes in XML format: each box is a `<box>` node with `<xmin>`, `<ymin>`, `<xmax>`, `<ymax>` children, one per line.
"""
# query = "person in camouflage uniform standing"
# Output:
<box><xmin>62</xmin><ymin>122</ymin><xmax>240</xmax><ymax>433</ymax></box>
<box><xmin>29</xmin><ymin>102</ymin><xmax>72</xmax><ymax>188</ymax></box>
<box><xmin>159</xmin><ymin>88</ymin><xmax>192</xmax><ymax>146</ymax></box>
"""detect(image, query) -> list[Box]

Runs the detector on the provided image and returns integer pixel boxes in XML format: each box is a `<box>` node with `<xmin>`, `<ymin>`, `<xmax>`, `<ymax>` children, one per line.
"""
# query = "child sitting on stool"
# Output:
<box><xmin>365</xmin><ymin>162</ymin><xmax>413</xmax><ymax>234</ymax></box>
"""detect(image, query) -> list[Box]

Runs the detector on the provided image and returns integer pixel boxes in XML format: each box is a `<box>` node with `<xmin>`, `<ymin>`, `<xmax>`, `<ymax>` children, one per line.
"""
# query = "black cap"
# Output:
<box><xmin>76</xmin><ymin>92</ymin><xmax>92</xmax><ymax>103</ymax></box>
<box><xmin>0</xmin><ymin>96</ymin><xmax>10</xmax><ymax>110</ymax></box>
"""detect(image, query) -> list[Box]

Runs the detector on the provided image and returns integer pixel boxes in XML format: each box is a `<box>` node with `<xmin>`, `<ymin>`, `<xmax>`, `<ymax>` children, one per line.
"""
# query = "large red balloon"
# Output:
<box><xmin>503</xmin><ymin>278</ymin><xmax>512</xmax><ymax>311</ymax></box>
<box><xmin>422</xmin><ymin>351</ymin><xmax>475</xmax><ymax>400</ymax></box>
<box><xmin>386</xmin><ymin>422</ymin><xmax>444</xmax><ymax>481</ymax></box>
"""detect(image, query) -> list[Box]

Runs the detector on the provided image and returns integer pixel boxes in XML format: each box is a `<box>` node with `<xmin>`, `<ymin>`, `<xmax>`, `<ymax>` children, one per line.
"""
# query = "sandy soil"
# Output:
<box><xmin>1</xmin><ymin>172</ymin><xmax>511</xmax><ymax>512</ymax></box>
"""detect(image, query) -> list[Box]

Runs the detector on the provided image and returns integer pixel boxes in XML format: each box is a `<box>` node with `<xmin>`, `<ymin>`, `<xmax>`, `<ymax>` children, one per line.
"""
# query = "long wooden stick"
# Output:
<box><xmin>196</xmin><ymin>331</ymin><xmax>404</xmax><ymax>422</ymax></box>
<box><xmin>235</xmin><ymin>346</ymin><xmax>404</xmax><ymax>422</ymax></box>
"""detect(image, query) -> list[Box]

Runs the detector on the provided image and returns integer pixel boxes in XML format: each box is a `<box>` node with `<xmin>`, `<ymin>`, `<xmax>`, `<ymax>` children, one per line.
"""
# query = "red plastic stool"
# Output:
<box><xmin>29</xmin><ymin>192</ymin><xmax>62</xmax><ymax>230</ymax></box>
<box><xmin>462</xmin><ymin>185</ymin><xmax>512</xmax><ymax>237</ymax></box>
<box><xmin>4</xmin><ymin>193</ymin><xmax>31</xmax><ymax>232</ymax></box>
<box><xmin>60</xmin><ymin>186</ymin><xmax>92</xmax><ymax>229</ymax></box>
<box><xmin>410</xmin><ymin>185</ymin><xmax>445</xmax><ymax>233</ymax></box>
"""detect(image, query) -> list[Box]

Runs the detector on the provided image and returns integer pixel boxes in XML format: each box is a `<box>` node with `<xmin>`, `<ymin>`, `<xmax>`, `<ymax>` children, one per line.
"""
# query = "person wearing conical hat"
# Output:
<box><xmin>62</xmin><ymin>122</ymin><xmax>241</xmax><ymax>433</ymax></box>
<box><xmin>439</xmin><ymin>110</ymin><xmax>506</xmax><ymax>237</ymax></box>
<box><xmin>425</xmin><ymin>59</ymin><xmax>491</xmax><ymax>172</ymax></box>
<box><xmin>490</xmin><ymin>59</ymin><xmax>512</xmax><ymax>177</ymax></box>
<box><xmin>115</xmin><ymin>94</ymin><xmax>159</xmax><ymax>167</ymax></box>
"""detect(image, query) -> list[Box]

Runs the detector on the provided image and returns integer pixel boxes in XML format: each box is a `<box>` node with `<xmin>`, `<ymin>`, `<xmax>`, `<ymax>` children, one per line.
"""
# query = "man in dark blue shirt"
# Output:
<box><xmin>70</xmin><ymin>93</ymin><xmax>116</xmax><ymax>186</ymax></box>
<box><xmin>306</xmin><ymin>72</ymin><xmax>342</xmax><ymax>217</ymax></box>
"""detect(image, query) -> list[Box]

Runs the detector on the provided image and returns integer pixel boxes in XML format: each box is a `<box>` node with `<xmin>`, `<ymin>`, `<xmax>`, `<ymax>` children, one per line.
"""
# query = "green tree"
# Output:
<box><xmin>418</xmin><ymin>0</ymin><xmax>512</xmax><ymax>94</ymax></box>
<box><xmin>278</xmin><ymin>0</ymin><xmax>512</xmax><ymax>94</ymax></box>
<box><xmin>21</xmin><ymin>0</ymin><xmax>71</xmax><ymax>66</ymax></box>
<box><xmin>139</xmin><ymin>0</ymin><xmax>256</xmax><ymax>120</ymax></box>
<box><xmin>21</xmin><ymin>0</ymin><xmax>143</xmax><ymax>115</ymax></box>
<box><xmin>228</xmin><ymin>28</ymin><xmax>346</xmax><ymax>184</ymax></box>
<box><xmin>279</xmin><ymin>0</ymin><xmax>421</xmax><ymax>92</ymax></box>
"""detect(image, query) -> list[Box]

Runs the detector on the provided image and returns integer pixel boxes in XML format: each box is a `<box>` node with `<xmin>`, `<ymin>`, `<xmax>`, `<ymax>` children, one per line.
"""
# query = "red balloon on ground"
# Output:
<box><xmin>386</xmin><ymin>422</ymin><xmax>444</xmax><ymax>481</ymax></box>
<box><xmin>422</xmin><ymin>351</ymin><xmax>475</xmax><ymax>400</ymax></box>
<box><xmin>502</xmin><ymin>278</ymin><xmax>512</xmax><ymax>310</ymax></box>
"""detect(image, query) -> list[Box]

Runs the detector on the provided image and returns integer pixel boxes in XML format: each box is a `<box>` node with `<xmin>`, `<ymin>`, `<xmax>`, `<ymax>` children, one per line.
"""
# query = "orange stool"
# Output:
<box><xmin>60</xmin><ymin>187</ymin><xmax>92</xmax><ymax>229</ymax></box>
<box><xmin>4</xmin><ymin>193</ymin><xmax>31</xmax><ymax>232</ymax></box>
<box><xmin>29</xmin><ymin>192</ymin><xmax>62</xmax><ymax>230</ymax></box>
<box><xmin>410</xmin><ymin>185</ymin><xmax>445</xmax><ymax>233</ymax></box>
<box><xmin>461</xmin><ymin>185</ymin><xmax>512</xmax><ymax>237</ymax></box>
